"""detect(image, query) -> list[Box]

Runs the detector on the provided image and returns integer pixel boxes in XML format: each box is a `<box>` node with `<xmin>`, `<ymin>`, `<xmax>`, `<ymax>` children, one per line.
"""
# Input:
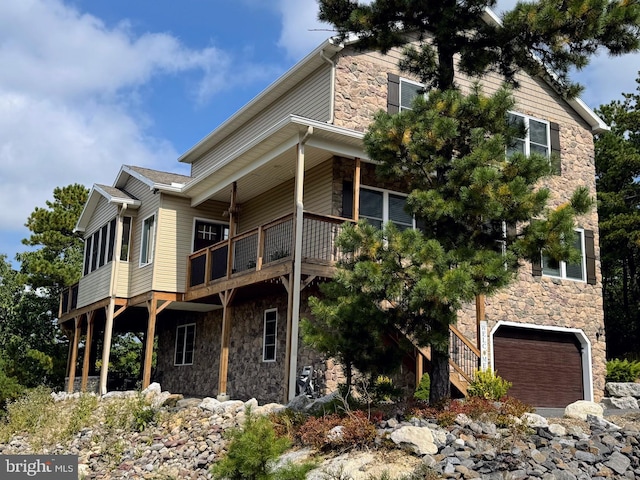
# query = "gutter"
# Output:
<box><xmin>320</xmin><ymin>49</ymin><xmax>337</xmax><ymax>124</ymax></box>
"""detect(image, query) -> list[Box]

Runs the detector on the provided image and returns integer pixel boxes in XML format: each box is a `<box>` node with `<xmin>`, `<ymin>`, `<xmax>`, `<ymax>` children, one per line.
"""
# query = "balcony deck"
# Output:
<box><xmin>185</xmin><ymin>212</ymin><xmax>350</xmax><ymax>301</ymax></box>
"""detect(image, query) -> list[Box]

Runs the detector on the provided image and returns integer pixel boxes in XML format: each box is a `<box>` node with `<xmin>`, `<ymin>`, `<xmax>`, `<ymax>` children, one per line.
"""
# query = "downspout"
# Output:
<box><xmin>320</xmin><ymin>49</ymin><xmax>336</xmax><ymax>125</ymax></box>
<box><xmin>99</xmin><ymin>203</ymin><xmax>127</xmax><ymax>395</ymax></box>
<box><xmin>287</xmin><ymin>126</ymin><xmax>313</xmax><ymax>401</ymax></box>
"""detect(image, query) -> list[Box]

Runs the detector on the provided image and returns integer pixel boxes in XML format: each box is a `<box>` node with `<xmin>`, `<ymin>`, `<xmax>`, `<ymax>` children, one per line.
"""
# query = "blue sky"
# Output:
<box><xmin>1</xmin><ymin>0</ymin><xmax>639</xmax><ymax>266</ymax></box>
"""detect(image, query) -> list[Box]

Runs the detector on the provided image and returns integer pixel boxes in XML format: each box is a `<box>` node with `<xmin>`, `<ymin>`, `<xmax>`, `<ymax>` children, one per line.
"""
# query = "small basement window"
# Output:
<box><xmin>175</xmin><ymin>324</ymin><xmax>195</xmax><ymax>366</ymax></box>
<box><xmin>263</xmin><ymin>309</ymin><xmax>277</xmax><ymax>362</ymax></box>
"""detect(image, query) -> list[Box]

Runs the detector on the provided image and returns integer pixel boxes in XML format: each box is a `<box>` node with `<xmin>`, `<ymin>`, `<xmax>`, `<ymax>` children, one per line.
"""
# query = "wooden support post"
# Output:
<box><xmin>67</xmin><ymin>316</ymin><xmax>82</xmax><ymax>393</ymax></box>
<box><xmin>415</xmin><ymin>350</ymin><xmax>424</xmax><ymax>388</ymax></box>
<box><xmin>218</xmin><ymin>289</ymin><xmax>236</xmax><ymax>399</ymax></box>
<box><xmin>142</xmin><ymin>295</ymin><xmax>158</xmax><ymax>389</ymax></box>
<box><xmin>81</xmin><ymin>311</ymin><xmax>95</xmax><ymax>392</ymax></box>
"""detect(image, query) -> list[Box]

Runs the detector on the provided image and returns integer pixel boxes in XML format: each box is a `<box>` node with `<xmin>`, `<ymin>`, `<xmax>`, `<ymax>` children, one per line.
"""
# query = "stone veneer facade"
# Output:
<box><xmin>156</xmin><ymin>287</ymin><xmax>344</xmax><ymax>404</ymax></box>
<box><xmin>329</xmin><ymin>46</ymin><xmax>606</xmax><ymax>401</ymax></box>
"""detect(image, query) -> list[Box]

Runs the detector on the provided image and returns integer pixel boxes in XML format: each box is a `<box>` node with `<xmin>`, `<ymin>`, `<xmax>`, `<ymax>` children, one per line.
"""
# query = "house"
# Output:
<box><xmin>58</xmin><ymin>30</ymin><xmax>607</xmax><ymax>408</ymax></box>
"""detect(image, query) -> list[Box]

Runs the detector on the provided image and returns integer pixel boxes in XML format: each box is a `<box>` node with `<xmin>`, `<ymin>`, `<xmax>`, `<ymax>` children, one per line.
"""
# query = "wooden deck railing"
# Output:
<box><xmin>187</xmin><ymin>212</ymin><xmax>349</xmax><ymax>291</ymax></box>
<box><xmin>59</xmin><ymin>283</ymin><xmax>79</xmax><ymax>317</ymax></box>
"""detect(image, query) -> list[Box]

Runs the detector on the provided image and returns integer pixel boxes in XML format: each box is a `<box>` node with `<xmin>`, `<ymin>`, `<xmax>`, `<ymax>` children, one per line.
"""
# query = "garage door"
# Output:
<box><xmin>493</xmin><ymin>326</ymin><xmax>583</xmax><ymax>407</ymax></box>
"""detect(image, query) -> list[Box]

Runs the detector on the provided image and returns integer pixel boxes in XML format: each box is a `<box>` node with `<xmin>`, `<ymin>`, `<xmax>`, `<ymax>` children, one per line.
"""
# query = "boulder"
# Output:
<box><xmin>601</xmin><ymin>396</ymin><xmax>639</xmax><ymax>410</ymax></box>
<box><xmin>142</xmin><ymin>382</ymin><xmax>161</xmax><ymax>399</ymax></box>
<box><xmin>564</xmin><ymin>400</ymin><xmax>603</xmax><ymax>420</ymax></box>
<box><xmin>605</xmin><ymin>382</ymin><xmax>640</xmax><ymax>399</ymax></box>
<box><xmin>522</xmin><ymin>413</ymin><xmax>548</xmax><ymax>428</ymax></box>
<box><xmin>390</xmin><ymin>426</ymin><xmax>438</xmax><ymax>455</ymax></box>
<box><xmin>199</xmin><ymin>397</ymin><xmax>221</xmax><ymax>411</ymax></box>
<box><xmin>286</xmin><ymin>394</ymin><xmax>311</xmax><ymax>412</ymax></box>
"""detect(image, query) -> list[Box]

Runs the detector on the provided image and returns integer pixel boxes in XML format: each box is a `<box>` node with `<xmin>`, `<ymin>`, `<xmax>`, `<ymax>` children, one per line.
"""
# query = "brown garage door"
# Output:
<box><xmin>493</xmin><ymin>326</ymin><xmax>583</xmax><ymax>408</ymax></box>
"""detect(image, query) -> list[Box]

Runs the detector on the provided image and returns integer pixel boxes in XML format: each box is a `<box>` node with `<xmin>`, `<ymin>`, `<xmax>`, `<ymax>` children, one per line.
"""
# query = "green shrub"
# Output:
<box><xmin>467</xmin><ymin>370</ymin><xmax>512</xmax><ymax>401</ymax></box>
<box><xmin>413</xmin><ymin>373</ymin><xmax>430</xmax><ymax>402</ymax></box>
<box><xmin>211</xmin><ymin>407</ymin><xmax>313</xmax><ymax>480</ymax></box>
<box><xmin>371</xmin><ymin>375</ymin><xmax>402</xmax><ymax>403</ymax></box>
<box><xmin>64</xmin><ymin>393</ymin><xmax>98</xmax><ymax>437</ymax></box>
<box><xmin>131</xmin><ymin>395</ymin><xmax>157</xmax><ymax>432</ymax></box>
<box><xmin>606</xmin><ymin>358</ymin><xmax>640</xmax><ymax>383</ymax></box>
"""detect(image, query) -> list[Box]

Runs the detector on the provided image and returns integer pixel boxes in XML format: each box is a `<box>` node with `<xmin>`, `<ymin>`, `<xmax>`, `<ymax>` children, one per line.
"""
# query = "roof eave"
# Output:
<box><xmin>178</xmin><ymin>38</ymin><xmax>345</xmax><ymax>164</ymax></box>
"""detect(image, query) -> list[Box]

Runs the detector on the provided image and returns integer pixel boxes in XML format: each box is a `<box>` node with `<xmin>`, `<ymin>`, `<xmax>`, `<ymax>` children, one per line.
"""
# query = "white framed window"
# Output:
<box><xmin>175</xmin><ymin>323</ymin><xmax>195</xmax><ymax>366</ymax></box>
<box><xmin>400</xmin><ymin>78</ymin><xmax>424</xmax><ymax>112</ymax></box>
<box><xmin>139</xmin><ymin>213</ymin><xmax>156</xmax><ymax>266</ymax></box>
<box><xmin>360</xmin><ymin>186</ymin><xmax>414</xmax><ymax>231</ymax></box>
<box><xmin>120</xmin><ymin>216</ymin><xmax>132</xmax><ymax>261</ymax></box>
<box><xmin>542</xmin><ymin>229</ymin><xmax>586</xmax><ymax>282</ymax></box>
<box><xmin>263</xmin><ymin>309</ymin><xmax>277</xmax><ymax>362</ymax></box>
<box><xmin>507</xmin><ymin>112</ymin><xmax>550</xmax><ymax>158</ymax></box>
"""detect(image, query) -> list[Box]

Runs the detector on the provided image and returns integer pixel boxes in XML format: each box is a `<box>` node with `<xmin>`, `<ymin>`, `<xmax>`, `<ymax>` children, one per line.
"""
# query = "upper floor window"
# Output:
<box><xmin>83</xmin><ymin>217</ymin><xmax>121</xmax><ymax>276</ymax></box>
<box><xmin>140</xmin><ymin>214</ymin><xmax>156</xmax><ymax>266</ymax></box>
<box><xmin>387</xmin><ymin>73</ymin><xmax>424</xmax><ymax>114</ymax></box>
<box><xmin>400</xmin><ymin>79</ymin><xmax>423</xmax><ymax>112</ymax></box>
<box><xmin>175</xmin><ymin>323</ymin><xmax>195</xmax><ymax>366</ymax></box>
<box><xmin>360</xmin><ymin>187</ymin><xmax>414</xmax><ymax>231</ymax></box>
<box><xmin>542</xmin><ymin>229</ymin><xmax>586</xmax><ymax>282</ymax></box>
<box><xmin>508</xmin><ymin>112</ymin><xmax>561</xmax><ymax>174</ymax></box>
<box><xmin>263</xmin><ymin>309</ymin><xmax>277</xmax><ymax>362</ymax></box>
<box><xmin>120</xmin><ymin>216</ymin><xmax>132</xmax><ymax>261</ymax></box>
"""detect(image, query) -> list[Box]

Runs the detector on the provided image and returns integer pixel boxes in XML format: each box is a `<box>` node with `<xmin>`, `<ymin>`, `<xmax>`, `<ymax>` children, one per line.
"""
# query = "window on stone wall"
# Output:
<box><xmin>263</xmin><ymin>309</ymin><xmax>277</xmax><ymax>362</ymax></box>
<box><xmin>175</xmin><ymin>323</ymin><xmax>195</xmax><ymax>366</ymax></box>
<box><xmin>507</xmin><ymin>112</ymin><xmax>561</xmax><ymax>175</ymax></box>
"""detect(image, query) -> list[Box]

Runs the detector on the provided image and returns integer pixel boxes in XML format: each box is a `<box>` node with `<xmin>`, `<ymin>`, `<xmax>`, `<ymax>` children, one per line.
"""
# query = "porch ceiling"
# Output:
<box><xmin>184</xmin><ymin>116</ymin><xmax>367</xmax><ymax>206</ymax></box>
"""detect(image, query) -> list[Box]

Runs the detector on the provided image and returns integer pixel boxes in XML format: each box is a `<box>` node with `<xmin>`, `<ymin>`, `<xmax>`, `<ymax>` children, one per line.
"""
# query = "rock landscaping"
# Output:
<box><xmin>1</xmin><ymin>384</ymin><xmax>639</xmax><ymax>479</ymax></box>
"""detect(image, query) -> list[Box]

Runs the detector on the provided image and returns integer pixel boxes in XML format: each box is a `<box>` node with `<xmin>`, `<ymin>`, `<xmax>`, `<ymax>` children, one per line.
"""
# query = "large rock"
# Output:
<box><xmin>605</xmin><ymin>382</ymin><xmax>640</xmax><ymax>398</ymax></box>
<box><xmin>601</xmin><ymin>396</ymin><xmax>639</xmax><ymax>410</ymax></box>
<box><xmin>390</xmin><ymin>426</ymin><xmax>438</xmax><ymax>455</ymax></box>
<box><xmin>564</xmin><ymin>400</ymin><xmax>603</xmax><ymax>420</ymax></box>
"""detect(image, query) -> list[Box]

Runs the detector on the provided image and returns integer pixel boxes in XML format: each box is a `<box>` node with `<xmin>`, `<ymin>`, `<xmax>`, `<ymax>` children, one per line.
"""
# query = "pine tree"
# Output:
<box><xmin>17</xmin><ymin>183</ymin><xmax>89</xmax><ymax>289</ymax></box>
<box><xmin>595</xmin><ymin>75</ymin><xmax>640</xmax><ymax>358</ymax></box>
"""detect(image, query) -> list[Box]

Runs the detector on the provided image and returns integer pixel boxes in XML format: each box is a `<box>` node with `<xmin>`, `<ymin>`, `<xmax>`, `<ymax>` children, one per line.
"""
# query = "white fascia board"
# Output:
<box><xmin>190</xmin><ymin>134</ymin><xmax>300</xmax><ymax>207</ymax></box>
<box><xmin>183</xmin><ymin>115</ymin><xmax>297</xmax><ymax>193</ymax></box>
<box><xmin>184</xmin><ymin>115</ymin><xmax>366</xmax><ymax>199</ymax></box>
<box><xmin>306</xmin><ymin>136</ymin><xmax>368</xmax><ymax>161</ymax></box>
<box><xmin>119</xmin><ymin>165</ymin><xmax>155</xmax><ymax>190</ymax></box>
<box><xmin>74</xmin><ymin>185</ymin><xmax>99</xmax><ymax>233</ymax></box>
<box><xmin>93</xmin><ymin>185</ymin><xmax>141</xmax><ymax>208</ymax></box>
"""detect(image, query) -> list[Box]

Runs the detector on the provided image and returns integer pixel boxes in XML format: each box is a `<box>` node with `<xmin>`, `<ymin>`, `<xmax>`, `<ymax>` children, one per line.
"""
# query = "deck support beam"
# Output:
<box><xmin>67</xmin><ymin>315</ymin><xmax>82</xmax><ymax>393</ymax></box>
<box><xmin>218</xmin><ymin>289</ymin><xmax>236</xmax><ymax>399</ymax></box>
<box><xmin>81</xmin><ymin>310</ymin><xmax>95</xmax><ymax>391</ymax></box>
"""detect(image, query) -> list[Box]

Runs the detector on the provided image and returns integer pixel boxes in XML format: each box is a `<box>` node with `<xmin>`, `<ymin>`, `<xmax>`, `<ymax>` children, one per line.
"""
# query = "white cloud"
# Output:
<box><xmin>0</xmin><ymin>0</ymin><xmax>271</xmax><ymax>260</ymax></box>
<box><xmin>274</xmin><ymin>0</ymin><xmax>334</xmax><ymax>59</ymax></box>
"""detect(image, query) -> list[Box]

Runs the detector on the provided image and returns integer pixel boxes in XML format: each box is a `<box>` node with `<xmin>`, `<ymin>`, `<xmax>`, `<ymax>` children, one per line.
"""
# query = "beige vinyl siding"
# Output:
<box><xmin>238</xmin><ymin>160</ymin><xmax>333</xmax><ymax>232</ymax></box>
<box><xmin>153</xmin><ymin>195</ymin><xmax>228</xmax><ymax>292</ymax></box>
<box><xmin>116</xmin><ymin>261</ymin><xmax>130</xmax><ymax>297</ymax></box>
<box><xmin>77</xmin><ymin>267</ymin><xmax>112</xmax><ymax>308</ymax></box>
<box><xmin>77</xmin><ymin>196</ymin><xmax>118</xmax><ymax>307</ymax></box>
<box><xmin>191</xmin><ymin>65</ymin><xmax>332</xmax><ymax>178</ymax></box>
<box><xmin>124</xmin><ymin>178</ymin><xmax>160</xmax><ymax>298</ymax></box>
<box><xmin>302</xmin><ymin>160</ymin><xmax>333</xmax><ymax>215</ymax></box>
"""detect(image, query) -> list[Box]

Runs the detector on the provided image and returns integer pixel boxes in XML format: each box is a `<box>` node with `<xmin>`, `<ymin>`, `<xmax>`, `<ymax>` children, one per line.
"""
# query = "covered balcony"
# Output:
<box><xmin>185</xmin><ymin>211</ymin><xmax>350</xmax><ymax>301</ymax></box>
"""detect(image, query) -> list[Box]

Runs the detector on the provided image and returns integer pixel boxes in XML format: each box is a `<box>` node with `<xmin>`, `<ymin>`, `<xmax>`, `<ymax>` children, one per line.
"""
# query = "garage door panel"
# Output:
<box><xmin>494</xmin><ymin>327</ymin><xmax>583</xmax><ymax>408</ymax></box>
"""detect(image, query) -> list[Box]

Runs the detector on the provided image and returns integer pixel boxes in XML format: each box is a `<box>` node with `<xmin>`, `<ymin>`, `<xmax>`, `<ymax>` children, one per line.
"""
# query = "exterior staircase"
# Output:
<box><xmin>404</xmin><ymin>325</ymin><xmax>481</xmax><ymax>396</ymax></box>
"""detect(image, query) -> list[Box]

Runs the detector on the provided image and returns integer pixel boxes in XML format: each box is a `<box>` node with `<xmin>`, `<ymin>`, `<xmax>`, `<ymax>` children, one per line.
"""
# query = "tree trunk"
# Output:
<box><xmin>429</xmin><ymin>346</ymin><xmax>451</xmax><ymax>404</ymax></box>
